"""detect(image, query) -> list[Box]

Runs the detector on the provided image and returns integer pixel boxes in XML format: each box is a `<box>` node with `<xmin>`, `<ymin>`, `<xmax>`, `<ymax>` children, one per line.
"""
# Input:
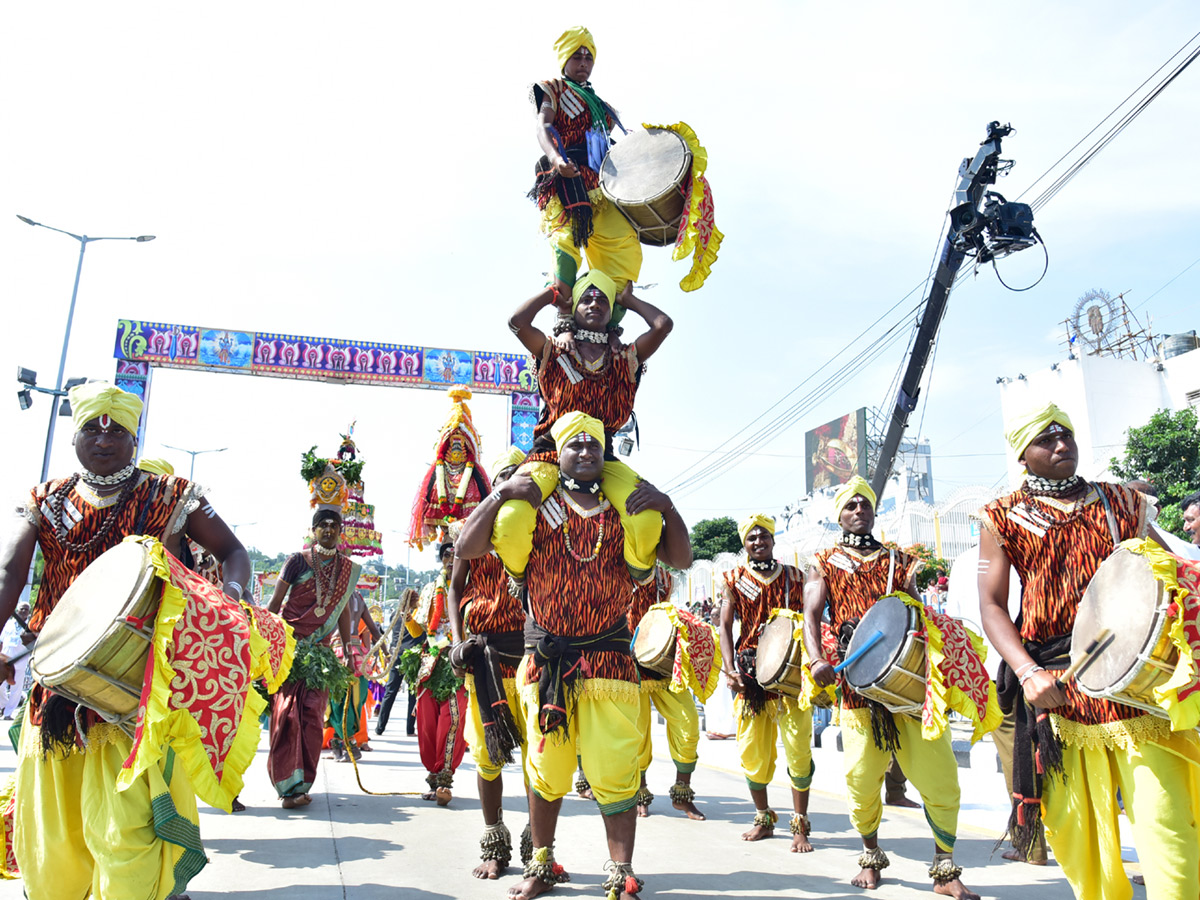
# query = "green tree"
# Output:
<box><xmin>689</xmin><ymin>516</ymin><xmax>742</xmax><ymax>560</ymax></box>
<box><xmin>1110</xmin><ymin>407</ymin><xmax>1200</xmax><ymax>538</ymax></box>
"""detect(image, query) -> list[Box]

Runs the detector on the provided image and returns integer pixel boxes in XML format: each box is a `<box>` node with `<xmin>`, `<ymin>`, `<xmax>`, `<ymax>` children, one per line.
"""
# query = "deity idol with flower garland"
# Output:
<box><xmin>407</xmin><ymin>388</ymin><xmax>492</xmax><ymax>550</ymax></box>
<box><xmin>299</xmin><ymin>424</ymin><xmax>383</xmax><ymax>559</ymax></box>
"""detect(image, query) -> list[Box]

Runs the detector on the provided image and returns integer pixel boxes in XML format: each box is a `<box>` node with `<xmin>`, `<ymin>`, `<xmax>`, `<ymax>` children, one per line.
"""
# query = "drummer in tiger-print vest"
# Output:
<box><xmin>447</xmin><ymin>447</ymin><xmax>532</xmax><ymax>881</ymax></box>
<box><xmin>0</xmin><ymin>382</ymin><xmax>251</xmax><ymax>899</ymax></box>
<box><xmin>457</xmin><ymin>411</ymin><xmax>692</xmax><ymax>900</ymax></box>
<box><xmin>718</xmin><ymin>513</ymin><xmax>816</xmax><ymax>852</ymax></box>
<box><xmin>978</xmin><ymin>402</ymin><xmax>1200</xmax><ymax>899</ymax></box>
<box><xmin>805</xmin><ymin>477</ymin><xmax>978</xmax><ymax>899</ymax></box>
<box><xmin>496</xmin><ymin>268</ymin><xmax>672</xmax><ymax>582</ymax></box>
<box><xmin>627</xmin><ymin>564</ymin><xmax>710</xmax><ymax>821</ymax></box>
<box><xmin>530</xmin><ymin>26</ymin><xmax>642</xmax><ymax>311</ymax></box>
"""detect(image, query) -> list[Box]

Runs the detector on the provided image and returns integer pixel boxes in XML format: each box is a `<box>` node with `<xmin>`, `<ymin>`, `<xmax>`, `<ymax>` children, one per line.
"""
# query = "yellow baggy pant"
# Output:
<box><xmin>492</xmin><ymin>459</ymin><xmax>661</xmax><ymax>580</ymax></box>
<box><xmin>549</xmin><ymin>195</ymin><xmax>643</xmax><ymax>296</ymax></box>
<box><xmin>840</xmin><ymin>708</ymin><xmax>959</xmax><ymax>850</ymax></box>
<box><xmin>1042</xmin><ymin>729</ymin><xmax>1200</xmax><ymax>900</ymax></box>
<box><xmin>464</xmin><ymin>673</ymin><xmax>527</xmax><ymax>781</ymax></box>
<box><xmin>735</xmin><ymin>694</ymin><xmax>814</xmax><ymax>792</ymax></box>
<box><xmin>521</xmin><ymin>677</ymin><xmax>642</xmax><ymax>816</ymax></box>
<box><xmin>637</xmin><ymin>680</ymin><xmax>699</xmax><ymax>775</ymax></box>
<box><xmin>13</xmin><ymin>722</ymin><xmax>203</xmax><ymax>900</ymax></box>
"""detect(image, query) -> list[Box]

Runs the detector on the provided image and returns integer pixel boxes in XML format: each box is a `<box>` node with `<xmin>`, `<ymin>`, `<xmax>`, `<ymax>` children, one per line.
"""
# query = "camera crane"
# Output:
<box><xmin>869</xmin><ymin>121</ymin><xmax>1039</xmax><ymax>500</ymax></box>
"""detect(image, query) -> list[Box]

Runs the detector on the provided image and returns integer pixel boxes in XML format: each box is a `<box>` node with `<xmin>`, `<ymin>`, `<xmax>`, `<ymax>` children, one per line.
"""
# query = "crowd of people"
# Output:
<box><xmin>1</xmin><ymin>23</ymin><xmax>1199</xmax><ymax>900</ymax></box>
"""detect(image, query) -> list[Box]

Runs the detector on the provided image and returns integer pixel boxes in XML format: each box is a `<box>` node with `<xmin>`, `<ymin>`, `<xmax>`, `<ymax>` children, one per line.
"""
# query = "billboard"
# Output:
<box><xmin>805</xmin><ymin>407</ymin><xmax>868</xmax><ymax>493</ymax></box>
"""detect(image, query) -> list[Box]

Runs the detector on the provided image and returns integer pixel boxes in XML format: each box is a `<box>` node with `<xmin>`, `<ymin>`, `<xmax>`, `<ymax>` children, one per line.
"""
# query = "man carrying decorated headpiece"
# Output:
<box><xmin>457</xmin><ymin>410</ymin><xmax>692</xmax><ymax>900</ymax></box>
<box><xmin>717</xmin><ymin>513</ymin><xmax>817</xmax><ymax>852</ymax></box>
<box><xmin>530</xmin><ymin>26</ymin><xmax>642</xmax><ymax>313</ymax></box>
<box><xmin>978</xmin><ymin>401</ymin><xmax>1200</xmax><ymax>898</ymax></box>
<box><xmin>497</xmin><ymin>268</ymin><xmax>673</xmax><ymax>585</ymax></box>
<box><xmin>408</xmin><ymin>388</ymin><xmax>492</xmax><ymax>550</ymax></box>
<box><xmin>805</xmin><ymin>475</ymin><xmax>990</xmax><ymax>897</ymax></box>
<box><xmin>0</xmin><ymin>381</ymin><xmax>253</xmax><ymax>897</ymax></box>
<box><xmin>267</xmin><ymin>462</ymin><xmax>361</xmax><ymax>810</ymax></box>
<box><xmin>447</xmin><ymin>447</ymin><xmax>532</xmax><ymax>879</ymax></box>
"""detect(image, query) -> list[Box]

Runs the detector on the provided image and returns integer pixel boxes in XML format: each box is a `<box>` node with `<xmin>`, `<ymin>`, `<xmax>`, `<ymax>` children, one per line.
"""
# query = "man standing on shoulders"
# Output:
<box><xmin>978</xmin><ymin>403</ymin><xmax>1200</xmax><ymax>898</ymax></box>
<box><xmin>718</xmin><ymin>514</ymin><xmax>815</xmax><ymax>852</ymax></box>
<box><xmin>805</xmin><ymin>477</ymin><xmax>978</xmax><ymax>899</ymax></box>
<box><xmin>457</xmin><ymin>411</ymin><xmax>692</xmax><ymax>900</ymax></box>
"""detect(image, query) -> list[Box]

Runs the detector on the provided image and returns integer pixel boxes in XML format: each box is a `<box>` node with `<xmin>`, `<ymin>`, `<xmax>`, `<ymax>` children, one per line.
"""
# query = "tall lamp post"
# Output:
<box><xmin>17</xmin><ymin>215</ymin><xmax>155</xmax><ymax>481</ymax></box>
<box><xmin>162</xmin><ymin>443</ymin><xmax>227</xmax><ymax>481</ymax></box>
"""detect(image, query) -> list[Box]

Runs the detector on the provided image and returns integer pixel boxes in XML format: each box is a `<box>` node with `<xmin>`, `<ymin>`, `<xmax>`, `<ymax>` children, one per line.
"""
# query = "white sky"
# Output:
<box><xmin>3</xmin><ymin>2</ymin><xmax>1199</xmax><ymax>568</ymax></box>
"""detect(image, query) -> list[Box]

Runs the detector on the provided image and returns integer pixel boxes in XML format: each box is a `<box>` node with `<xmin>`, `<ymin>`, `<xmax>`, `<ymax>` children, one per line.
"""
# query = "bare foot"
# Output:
<box><xmin>933</xmin><ymin>879</ymin><xmax>979</xmax><ymax>900</ymax></box>
<box><xmin>294</xmin><ymin>793</ymin><xmax>312</xmax><ymax>807</ymax></box>
<box><xmin>281</xmin><ymin>796</ymin><xmax>298</xmax><ymax>809</ymax></box>
<box><xmin>421</xmin><ymin>790</ymin><xmax>437</xmax><ymax>802</ymax></box>
<box><xmin>472</xmin><ymin>858</ymin><xmax>506</xmax><ymax>880</ymax></box>
<box><xmin>506</xmin><ymin>876</ymin><xmax>555</xmax><ymax>900</ymax></box>
<box><xmin>851</xmin><ymin>867</ymin><xmax>881</xmax><ymax>889</ymax></box>
<box><xmin>672</xmin><ymin>798</ymin><xmax>706</xmax><ymax>820</ymax></box>
<box><xmin>230</xmin><ymin>797</ymin><xmax>246</xmax><ymax>813</ymax></box>
<box><xmin>885</xmin><ymin>795</ymin><xmax>920</xmax><ymax>809</ymax></box>
<box><xmin>1131</xmin><ymin>875</ymin><xmax>1145</xmax><ymax>886</ymax></box>
<box><xmin>741</xmin><ymin>822</ymin><xmax>773</xmax><ymax>841</ymax></box>
<box><xmin>637</xmin><ymin>801</ymin><xmax>651</xmax><ymax>818</ymax></box>
<box><xmin>435</xmin><ymin>786</ymin><xmax>452</xmax><ymax>806</ymax></box>
<box><xmin>790</xmin><ymin>833</ymin><xmax>813</xmax><ymax>853</ymax></box>
<box><xmin>577</xmin><ymin>785</ymin><xmax>594</xmax><ymax>801</ymax></box>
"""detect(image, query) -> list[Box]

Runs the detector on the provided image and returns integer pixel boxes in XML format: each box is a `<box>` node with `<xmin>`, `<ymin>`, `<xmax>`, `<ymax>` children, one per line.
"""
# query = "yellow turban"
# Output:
<box><xmin>571</xmin><ymin>269</ymin><xmax>616</xmax><ymax>315</ymax></box>
<box><xmin>69</xmin><ymin>382</ymin><xmax>143</xmax><ymax>437</ymax></box>
<box><xmin>1005</xmin><ymin>401</ymin><xmax>1075</xmax><ymax>467</ymax></box>
<box><xmin>491</xmin><ymin>446</ymin><xmax>527</xmax><ymax>475</ymax></box>
<box><xmin>137</xmin><ymin>457</ymin><xmax>174</xmax><ymax>476</ymax></box>
<box><xmin>738</xmin><ymin>513</ymin><xmax>776</xmax><ymax>545</ymax></box>
<box><xmin>550</xmin><ymin>411</ymin><xmax>605</xmax><ymax>451</ymax></box>
<box><xmin>833</xmin><ymin>476</ymin><xmax>876</xmax><ymax>516</ymax></box>
<box><xmin>554</xmin><ymin>26</ymin><xmax>597</xmax><ymax>71</ymax></box>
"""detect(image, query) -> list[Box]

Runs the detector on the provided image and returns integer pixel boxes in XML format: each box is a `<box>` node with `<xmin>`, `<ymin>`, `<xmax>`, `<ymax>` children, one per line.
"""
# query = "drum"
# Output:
<box><xmin>599</xmin><ymin>128</ymin><xmax>692</xmax><ymax>246</ymax></box>
<box><xmin>31</xmin><ymin>541</ymin><xmax>161</xmax><ymax>728</ymax></box>
<box><xmin>1072</xmin><ymin>546</ymin><xmax>1178</xmax><ymax>717</ymax></box>
<box><xmin>755</xmin><ymin>614</ymin><xmax>806</xmax><ymax>697</ymax></box>
<box><xmin>632</xmin><ymin>606</ymin><xmax>677</xmax><ymax>676</ymax></box>
<box><xmin>841</xmin><ymin>594</ymin><xmax>927</xmax><ymax>716</ymax></box>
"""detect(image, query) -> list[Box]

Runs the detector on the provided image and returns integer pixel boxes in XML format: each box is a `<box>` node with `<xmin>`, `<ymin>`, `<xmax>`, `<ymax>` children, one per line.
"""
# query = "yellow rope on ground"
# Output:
<box><xmin>340</xmin><ymin>684</ymin><xmax>425</xmax><ymax>796</ymax></box>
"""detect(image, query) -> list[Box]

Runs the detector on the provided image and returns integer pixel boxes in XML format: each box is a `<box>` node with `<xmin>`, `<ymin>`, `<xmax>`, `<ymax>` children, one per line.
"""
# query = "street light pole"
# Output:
<box><xmin>17</xmin><ymin>216</ymin><xmax>155</xmax><ymax>481</ymax></box>
<box><xmin>162</xmin><ymin>444</ymin><xmax>228</xmax><ymax>481</ymax></box>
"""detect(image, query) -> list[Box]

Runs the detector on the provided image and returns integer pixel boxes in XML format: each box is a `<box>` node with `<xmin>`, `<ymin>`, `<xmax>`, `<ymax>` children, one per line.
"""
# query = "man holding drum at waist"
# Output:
<box><xmin>531</xmin><ymin>26</ymin><xmax>642</xmax><ymax>311</ymax></box>
<box><xmin>805</xmin><ymin>477</ymin><xmax>978</xmax><ymax>899</ymax></box>
<box><xmin>718</xmin><ymin>513</ymin><xmax>816</xmax><ymax>852</ymax></box>
<box><xmin>457</xmin><ymin>411</ymin><xmax>691</xmax><ymax>900</ymax></box>
<box><xmin>0</xmin><ymin>381</ymin><xmax>250</xmax><ymax>900</ymax></box>
<box><xmin>978</xmin><ymin>402</ymin><xmax>1200</xmax><ymax>899</ymax></box>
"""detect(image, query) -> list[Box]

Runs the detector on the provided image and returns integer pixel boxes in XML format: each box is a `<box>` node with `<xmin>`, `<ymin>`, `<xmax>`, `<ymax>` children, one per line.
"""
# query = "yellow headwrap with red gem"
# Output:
<box><xmin>550</xmin><ymin>411</ymin><xmax>605</xmax><ymax>451</ymax></box>
<box><xmin>69</xmin><ymin>381</ymin><xmax>143</xmax><ymax>436</ymax></box>
<box><xmin>738</xmin><ymin>514</ymin><xmax>776</xmax><ymax>545</ymax></box>
<box><xmin>554</xmin><ymin>26</ymin><xmax>597</xmax><ymax>71</ymax></box>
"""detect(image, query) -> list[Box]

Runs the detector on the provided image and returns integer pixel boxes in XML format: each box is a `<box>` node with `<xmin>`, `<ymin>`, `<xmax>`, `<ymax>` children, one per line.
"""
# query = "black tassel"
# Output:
<box><xmin>39</xmin><ymin>694</ymin><xmax>83</xmax><ymax>758</ymax></box>
<box><xmin>868</xmin><ymin>701</ymin><xmax>902</xmax><ymax>753</ymax></box>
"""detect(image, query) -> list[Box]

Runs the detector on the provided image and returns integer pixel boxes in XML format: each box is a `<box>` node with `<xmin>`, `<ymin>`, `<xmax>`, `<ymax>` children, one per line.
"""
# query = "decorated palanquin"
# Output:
<box><xmin>407</xmin><ymin>388</ymin><xmax>492</xmax><ymax>549</ymax></box>
<box><xmin>119</xmin><ymin>536</ymin><xmax>296</xmax><ymax>812</ymax></box>
<box><xmin>300</xmin><ymin>425</ymin><xmax>383</xmax><ymax>559</ymax></box>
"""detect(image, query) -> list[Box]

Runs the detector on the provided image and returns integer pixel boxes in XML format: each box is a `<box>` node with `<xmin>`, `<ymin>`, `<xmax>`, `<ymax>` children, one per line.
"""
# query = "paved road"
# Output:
<box><xmin>0</xmin><ymin>707</ymin><xmax>1143</xmax><ymax>899</ymax></box>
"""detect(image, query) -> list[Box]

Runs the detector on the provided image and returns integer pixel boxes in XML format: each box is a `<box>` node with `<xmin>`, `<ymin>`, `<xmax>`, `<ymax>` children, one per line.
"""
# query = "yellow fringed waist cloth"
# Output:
<box><xmin>118</xmin><ymin>536</ymin><xmax>296</xmax><ymax>813</ymax></box>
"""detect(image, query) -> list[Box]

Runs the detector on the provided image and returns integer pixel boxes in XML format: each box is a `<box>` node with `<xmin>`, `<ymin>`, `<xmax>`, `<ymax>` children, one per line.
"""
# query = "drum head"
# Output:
<box><xmin>599</xmin><ymin>129</ymin><xmax>691</xmax><ymax>204</ymax></box>
<box><xmin>633</xmin><ymin>607</ymin><xmax>676</xmax><ymax>657</ymax></box>
<box><xmin>755</xmin><ymin>616</ymin><xmax>796</xmax><ymax>684</ymax></box>
<box><xmin>1074</xmin><ymin>547</ymin><xmax>1163</xmax><ymax>693</ymax></box>
<box><xmin>843</xmin><ymin>595</ymin><xmax>911</xmax><ymax>689</ymax></box>
<box><xmin>32</xmin><ymin>541</ymin><xmax>158</xmax><ymax>681</ymax></box>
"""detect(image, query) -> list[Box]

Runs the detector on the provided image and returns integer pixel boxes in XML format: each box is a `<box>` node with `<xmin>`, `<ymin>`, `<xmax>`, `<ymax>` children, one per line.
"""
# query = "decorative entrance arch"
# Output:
<box><xmin>112</xmin><ymin>318</ymin><xmax>541</xmax><ymax>451</ymax></box>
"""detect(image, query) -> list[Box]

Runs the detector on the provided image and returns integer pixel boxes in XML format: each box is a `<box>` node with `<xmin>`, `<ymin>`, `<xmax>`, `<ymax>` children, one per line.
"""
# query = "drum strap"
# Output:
<box><xmin>1094</xmin><ymin>485</ymin><xmax>1121</xmax><ymax>549</ymax></box>
<box><xmin>886</xmin><ymin>550</ymin><xmax>896</xmax><ymax>596</ymax></box>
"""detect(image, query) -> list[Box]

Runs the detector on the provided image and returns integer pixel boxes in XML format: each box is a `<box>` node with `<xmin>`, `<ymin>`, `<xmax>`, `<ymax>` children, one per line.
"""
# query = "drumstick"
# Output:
<box><xmin>1058</xmin><ymin>629</ymin><xmax>1114</xmax><ymax>685</ymax></box>
<box><xmin>833</xmin><ymin>629</ymin><xmax>884</xmax><ymax>674</ymax></box>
